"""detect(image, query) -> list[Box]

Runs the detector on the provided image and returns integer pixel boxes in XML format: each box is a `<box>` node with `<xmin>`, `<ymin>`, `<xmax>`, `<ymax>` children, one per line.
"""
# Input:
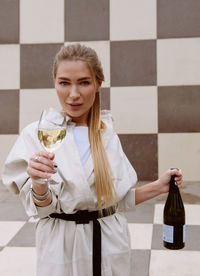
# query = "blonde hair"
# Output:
<box><xmin>53</xmin><ymin>44</ymin><xmax>116</xmax><ymax>213</ymax></box>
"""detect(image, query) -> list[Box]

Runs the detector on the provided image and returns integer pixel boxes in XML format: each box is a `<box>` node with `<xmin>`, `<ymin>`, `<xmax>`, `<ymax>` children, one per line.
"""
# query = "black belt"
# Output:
<box><xmin>49</xmin><ymin>208</ymin><xmax>115</xmax><ymax>276</ymax></box>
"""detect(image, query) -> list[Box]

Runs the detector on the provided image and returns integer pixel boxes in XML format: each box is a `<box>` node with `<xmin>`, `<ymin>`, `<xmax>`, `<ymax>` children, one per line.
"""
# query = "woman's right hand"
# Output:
<box><xmin>27</xmin><ymin>151</ymin><xmax>56</xmax><ymax>206</ymax></box>
<box><xmin>27</xmin><ymin>151</ymin><xmax>56</xmax><ymax>182</ymax></box>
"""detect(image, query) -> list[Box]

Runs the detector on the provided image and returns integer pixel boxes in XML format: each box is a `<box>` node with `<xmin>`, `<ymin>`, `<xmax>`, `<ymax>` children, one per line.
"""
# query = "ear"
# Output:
<box><xmin>96</xmin><ymin>81</ymin><xmax>102</xmax><ymax>92</ymax></box>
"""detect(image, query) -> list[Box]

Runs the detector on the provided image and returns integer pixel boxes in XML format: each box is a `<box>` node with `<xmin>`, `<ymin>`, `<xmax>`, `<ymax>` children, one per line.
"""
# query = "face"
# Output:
<box><xmin>54</xmin><ymin>60</ymin><xmax>101</xmax><ymax>126</ymax></box>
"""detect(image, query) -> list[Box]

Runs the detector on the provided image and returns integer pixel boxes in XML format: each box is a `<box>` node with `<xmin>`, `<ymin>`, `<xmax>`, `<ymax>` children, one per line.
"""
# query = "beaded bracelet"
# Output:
<box><xmin>32</xmin><ymin>189</ymin><xmax>51</xmax><ymax>203</ymax></box>
<box><xmin>31</xmin><ymin>187</ymin><xmax>50</xmax><ymax>200</ymax></box>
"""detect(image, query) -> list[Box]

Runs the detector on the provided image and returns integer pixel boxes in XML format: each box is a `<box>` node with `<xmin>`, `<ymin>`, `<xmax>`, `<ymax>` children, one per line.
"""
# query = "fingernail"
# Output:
<box><xmin>53</xmin><ymin>169</ymin><xmax>57</xmax><ymax>173</ymax></box>
<box><xmin>54</xmin><ymin>164</ymin><xmax>58</xmax><ymax>168</ymax></box>
<box><xmin>48</xmin><ymin>153</ymin><xmax>54</xmax><ymax>159</ymax></box>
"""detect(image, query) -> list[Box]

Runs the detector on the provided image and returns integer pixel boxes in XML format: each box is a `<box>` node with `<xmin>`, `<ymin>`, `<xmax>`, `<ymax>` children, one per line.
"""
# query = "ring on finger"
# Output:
<box><xmin>34</xmin><ymin>155</ymin><xmax>40</xmax><ymax>162</ymax></box>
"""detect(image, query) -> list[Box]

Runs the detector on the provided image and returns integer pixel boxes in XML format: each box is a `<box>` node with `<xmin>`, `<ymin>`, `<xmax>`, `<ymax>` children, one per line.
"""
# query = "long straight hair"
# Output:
<box><xmin>53</xmin><ymin>44</ymin><xmax>116</xmax><ymax>213</ymax></box>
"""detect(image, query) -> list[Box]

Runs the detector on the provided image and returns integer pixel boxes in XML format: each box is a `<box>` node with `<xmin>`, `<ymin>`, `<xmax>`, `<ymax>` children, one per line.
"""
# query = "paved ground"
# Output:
<box><xmin>0</xmin><ymin>180</ymin><xmax>200</xmax><ymax>276</ymax></box>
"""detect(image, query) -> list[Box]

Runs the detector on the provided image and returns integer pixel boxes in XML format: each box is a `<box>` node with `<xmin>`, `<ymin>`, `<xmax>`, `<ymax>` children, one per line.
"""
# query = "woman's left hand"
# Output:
<box><xmin>157</xmin><ymin>168</ymin><xmax>183</xmax><ymax>194</ymax></box>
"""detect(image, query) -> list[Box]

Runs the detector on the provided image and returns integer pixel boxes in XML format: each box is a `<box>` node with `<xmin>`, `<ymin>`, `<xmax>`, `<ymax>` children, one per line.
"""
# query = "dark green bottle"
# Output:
<box><xmin>163</xmin><ymin>174</ymin><xmax>185</xmax><ymax>249</ymax></box>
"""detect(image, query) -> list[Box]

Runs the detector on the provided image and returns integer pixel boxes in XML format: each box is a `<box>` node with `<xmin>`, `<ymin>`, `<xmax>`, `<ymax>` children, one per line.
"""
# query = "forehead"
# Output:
<box><xmin>56</xmin><ymin>60</ymin><xmax>92</xmax><ymax>78</ymax></box>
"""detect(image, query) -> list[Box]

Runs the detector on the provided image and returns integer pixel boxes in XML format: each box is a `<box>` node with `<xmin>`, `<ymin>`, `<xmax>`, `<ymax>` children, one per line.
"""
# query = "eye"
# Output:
<box><xmin>80</xmin><ymin>81</ymin><xmax>90</xmax><ymax>86</ymax></box>
<box><xmin>59</xmin><ymin>81</ymin><xmax>70</xmax><ymax>86</ymax></box>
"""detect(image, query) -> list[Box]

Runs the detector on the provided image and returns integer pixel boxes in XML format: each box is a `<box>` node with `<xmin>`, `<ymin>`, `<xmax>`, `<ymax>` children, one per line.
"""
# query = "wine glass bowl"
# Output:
<box><xmin>37</xmin><ymin>107</ymin><xmax>67</xmax><ymax>184</ymax></box>
<box><xmin>38</xmin><ymin>108</ymin><xmax>66</xmax><ymax>151</ymax></box>
<box><xmin>38</xmin><ymin>128</ymin><xmax>66</xmax><ymax>152</ymax></box>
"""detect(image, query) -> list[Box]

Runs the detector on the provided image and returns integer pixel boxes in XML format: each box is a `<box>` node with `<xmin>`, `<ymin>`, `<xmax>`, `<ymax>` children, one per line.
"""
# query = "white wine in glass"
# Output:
<box><xmin>38</xmin><ymin>128</ymin><xmax>66</xmax><ymax>152</ymax></box>
<box><xmin>37</xmin><ymin>107</ymin><xmax>66</xmax><ymax>184</ymax></box>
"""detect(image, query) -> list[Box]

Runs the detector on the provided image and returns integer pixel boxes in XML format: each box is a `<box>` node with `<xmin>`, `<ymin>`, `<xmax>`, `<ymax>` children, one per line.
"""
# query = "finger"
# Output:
<box><xmin>41</xmin><ymin>151</ymin><xmax>55</xmax><ymax>160</ymax></box>
<box><xmin>30</xmin><ymin>154</ymin><xmax>55</xmax><ymax>169</ymax></box>
<box><xmin>39</xmin><ymin>152</ymin><xmax>57</xmax><ymax>167</ymax></box>
<box><xmin>175</xmin><ymin>175</ymin><xmax>182</xmax><ymax>182</ymax></box>
<box><xmin>29</xmin><ymin>160</ymin><xmax>56</xmax><ymax>174</ymax></box>
<box><xmin>175</xmin><ymin>181</ymin><xmax>182</xmax><ymax>188</ymax></box>
<box><xmin>27</xmin><ymin>167</ymin><xmax>52</xmax><ymax>179</ymax></box>
<box><xmin>169</xmin><ymin>168</ymin><xmax>182</xmax><ymax>177</ymax></box>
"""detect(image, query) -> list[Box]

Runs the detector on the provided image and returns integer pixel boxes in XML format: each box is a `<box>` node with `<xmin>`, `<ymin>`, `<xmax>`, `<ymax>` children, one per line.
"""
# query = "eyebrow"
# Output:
<box><xmin>58</xmin><ymin>77</ymin><xmax>92</xmax><ymax>81</ymax></box>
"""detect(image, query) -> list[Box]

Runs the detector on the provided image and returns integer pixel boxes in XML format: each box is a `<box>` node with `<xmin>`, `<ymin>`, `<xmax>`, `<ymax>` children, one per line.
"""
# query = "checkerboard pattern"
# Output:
<box><xmin>1</xmin><ymin>0</ymin><xmax>200</xmax><ymax>181</ymax></box>
<box><xmin>1</xmin><ymin>181</ymin><xmax>200</xmax><ymax>276</ymax></box>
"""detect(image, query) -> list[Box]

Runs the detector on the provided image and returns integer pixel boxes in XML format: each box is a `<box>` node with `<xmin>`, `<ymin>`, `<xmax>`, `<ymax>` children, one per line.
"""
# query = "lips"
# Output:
<box><xmin>68</xmin><ymin>103</ymin><xmax>82</xmax><ymax>106</ymax></box>
<box><xmin>67</xmin><ymin>103</ymin><xmax>82</xmax><ymax>110</ymax></box>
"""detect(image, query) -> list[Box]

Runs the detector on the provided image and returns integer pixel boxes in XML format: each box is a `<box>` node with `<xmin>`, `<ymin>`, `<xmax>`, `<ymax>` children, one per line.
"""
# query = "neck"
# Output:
<box><xmin>75</xmin><ymin>122</ymin><xmax>88</xmax><ymax>126</ymax></box>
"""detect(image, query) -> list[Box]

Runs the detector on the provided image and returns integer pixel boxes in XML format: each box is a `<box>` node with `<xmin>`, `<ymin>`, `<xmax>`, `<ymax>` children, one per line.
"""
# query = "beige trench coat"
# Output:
<box><xmin>2</xmin><ymin>110</ymin><xmax>137</xmax><ymax>276</ymax></box>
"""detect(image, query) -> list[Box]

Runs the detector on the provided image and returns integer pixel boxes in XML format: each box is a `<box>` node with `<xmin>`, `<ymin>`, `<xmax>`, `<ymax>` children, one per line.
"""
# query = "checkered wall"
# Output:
<box><xmin>0</xmin><ymin>0</ymin><xmax>200</xmax><ymax>181</ymax></box>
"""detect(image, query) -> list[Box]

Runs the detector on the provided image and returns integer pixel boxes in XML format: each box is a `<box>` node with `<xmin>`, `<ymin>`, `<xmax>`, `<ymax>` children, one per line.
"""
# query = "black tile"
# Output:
<box><xmin>8</xmin><ymin>222</ymin><xmax>36</xmax><ymax>247</ymax></box>
<box><xmin>119</xmin><ymin>134</ymin><xmax>158</xmax><ymax>181</ymax></box>
<box><xmin>0</xmin><ymin>0</ymin><xmax>19</xmax><ymax>43</ymax></box>
<box><xmin>125</xmin><ymin>202</ymin><xmax>154</xmax><ymax>224</ymax></box>
<box><xmin>0</xmin><ymin>90</ymin><xmax>19</xmax><ymax>134</ymax></box>
<box><xmin>158</xmin><ymin>0</ymin><xmax>200</xmax><ymax>38</ymax></box>
<box><xmin>111</xmin><ymin>40</ymin><xmax>156</xmax><ymax>86</ymax></box>
<box><xmin>101</xmin><ymin>88</ymin><xmax>110</xmax><ymax>110</ymax></box>
<box><xmin>152</xmin><ymin>224</ymin><xmax>165</xmax><ymax>250</ymax></box>
<box><xmin>65</xmin><ymin>0</ymin><xmax>109</xmax><ymax>41</ymax></box>
<box><xmin>158</xmin><ymin>86</ymin><xmax>200</xmax><ymax>133</ymax></box>
<box><xmin>20</xmin><ymin>44</ymin><xmax>63</xmax><ymax>89</ymax></box>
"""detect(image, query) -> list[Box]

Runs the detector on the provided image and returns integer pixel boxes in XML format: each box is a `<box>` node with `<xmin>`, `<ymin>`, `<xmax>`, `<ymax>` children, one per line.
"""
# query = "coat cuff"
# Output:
<box><xmin>117</xmin><ymin>188</ymin><xmax>136</xmax><ymax>212</ymax></box>
<box><xmin>20</xmin><ymin>178</ymin><xmax>57</xmax><ymax>218</ymax></box>
<box><xmin>36</xmin><ymin>192</ymin><xmax>57</xmax><ymax>218</ymax></box>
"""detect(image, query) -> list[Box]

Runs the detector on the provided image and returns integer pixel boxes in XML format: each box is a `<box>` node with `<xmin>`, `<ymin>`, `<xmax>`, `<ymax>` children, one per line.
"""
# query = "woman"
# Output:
<box><xmin>2</xmin><ymin>44</ymin><xmax>182</xmax><ymax>276</ymax></box>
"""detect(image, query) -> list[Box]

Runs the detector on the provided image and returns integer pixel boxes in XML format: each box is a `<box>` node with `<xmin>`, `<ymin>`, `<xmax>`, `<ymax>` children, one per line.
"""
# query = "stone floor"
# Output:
<box><xmin>0</xmin><ymin>180</ymin><xmax>200</xmax><ymax>276</ymax></box>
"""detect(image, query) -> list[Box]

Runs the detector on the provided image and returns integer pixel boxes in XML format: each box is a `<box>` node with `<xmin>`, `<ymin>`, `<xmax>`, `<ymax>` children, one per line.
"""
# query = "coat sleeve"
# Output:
<box><xmin>1</xmin><ymin>123</ymin><xmax>58</xmax><ymax>218</ymax></box>
<box><xmin>117</xmin><ymin>154</ymin><xmax>137</xmax><ymax>212</ymax></box>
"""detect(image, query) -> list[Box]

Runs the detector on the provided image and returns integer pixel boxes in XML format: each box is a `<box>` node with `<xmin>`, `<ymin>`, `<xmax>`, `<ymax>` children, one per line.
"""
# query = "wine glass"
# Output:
<box><xmin>37</xmin><ymin>107</ymin><xmax>66</xmax><ymax>184</ymax></box>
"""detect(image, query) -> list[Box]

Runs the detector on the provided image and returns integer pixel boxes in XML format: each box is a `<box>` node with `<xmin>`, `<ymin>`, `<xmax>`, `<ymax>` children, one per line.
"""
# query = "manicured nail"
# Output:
<box><xmin>54</xmin><ymin>164</ymin><xmax>58</xmax><ymax>168</ymax></box>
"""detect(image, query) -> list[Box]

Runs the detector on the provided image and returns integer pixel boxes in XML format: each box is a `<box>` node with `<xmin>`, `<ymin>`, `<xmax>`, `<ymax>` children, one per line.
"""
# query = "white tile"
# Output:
<box><xmin>150</xmin><ymin>250</ymin><xmax>200</xmax><ymax>276</ymax></box>
<box><xmin>0</xmin><ymin>221</ymin><xmax>26</xmax><ymax>247</ymax></box>
<box><xmin>110</xmin><ymin>0</ymin><xmax>156</xmax><ymax>40</ymax></box>
<box><xmin>111</xmin><ymin>86</ymin><xmax>157</xmax><ymax>133</ymax></box>
<box><xmin>153</xmin><ymin>204</ymin><xmax>164</xmax><ymax>224</ymax></box>
<box><xmin>0</xmin><ymin>135</ymin><xmax>18</xmax><ymax>176</ymax></box>
<box><xmin>64</xmin><ymin>41</ymin><xmax>110</xmax><ymax>88</ymax></box>
<box><xmin>0</xmin><ymin>45</ymin><xmax>19</xmax><ymax>89</ymax></box>
<box><xmin>158</xmin><ymin>133</ymin><xmax>200</xmax><ymax>181</ymax></box>
<box><xmin>184</xmin><ymin>204</ymin><xmax>200</xmax><ymax>225</ymax></box>
<box><xmin>157</xmin><ymin>38</ymin><xmax>200</xmax><ymax>85</ymax></box>
<box><xmin>154</xmin><ymin>204</ymin><xmax>200</xmax><ymax>225</ymax></box>
<box><xmin>20</xmin><ymin>0</ymin><xmax>64</xmax><ymax>43</ymax></box>
<box><xmin>20</xmin><ymin>89</ymin><xmax>60</xmax><ymax>131</ymax></box>
<box><xmin>128</xmin><ymin>223</ymin><xmax>153</xmax><ymax>249</ymax></box>
<box><xmin>0</xmin><ymin>247</ymin><xmax>36</xmax><ymax>276</ymax></box>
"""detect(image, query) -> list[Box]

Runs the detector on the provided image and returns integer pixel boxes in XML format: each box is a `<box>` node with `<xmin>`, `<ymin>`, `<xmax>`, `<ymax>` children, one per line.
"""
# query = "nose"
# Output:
<box><xmin>69</xmin><ymin>85</ymin><xmax>80</xmax><ymax>100</ymax></box>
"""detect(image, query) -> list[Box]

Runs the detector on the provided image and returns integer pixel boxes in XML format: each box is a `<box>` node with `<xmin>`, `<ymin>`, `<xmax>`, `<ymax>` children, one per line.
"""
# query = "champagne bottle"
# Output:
<box><xmin>163</xmin><ymin>172</ymin><xmax>185</xmax><ymax>249</ymax></box>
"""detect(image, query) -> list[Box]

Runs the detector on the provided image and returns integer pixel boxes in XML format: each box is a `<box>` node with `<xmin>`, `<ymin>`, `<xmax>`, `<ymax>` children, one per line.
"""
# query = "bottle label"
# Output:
<box><xmin>163</xmin><ymin>224</ymin><xmax>186</xmax><ymax>243</ymax></box>
<box><xmin>163</xmin><ymin>224</ymin><xmax>174</xmax><ymax>243</ymax></box>
<box><xmin>183</xmin><ymin>224</ymin><xmax>186</xmax><ymax>243</ymax></box>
